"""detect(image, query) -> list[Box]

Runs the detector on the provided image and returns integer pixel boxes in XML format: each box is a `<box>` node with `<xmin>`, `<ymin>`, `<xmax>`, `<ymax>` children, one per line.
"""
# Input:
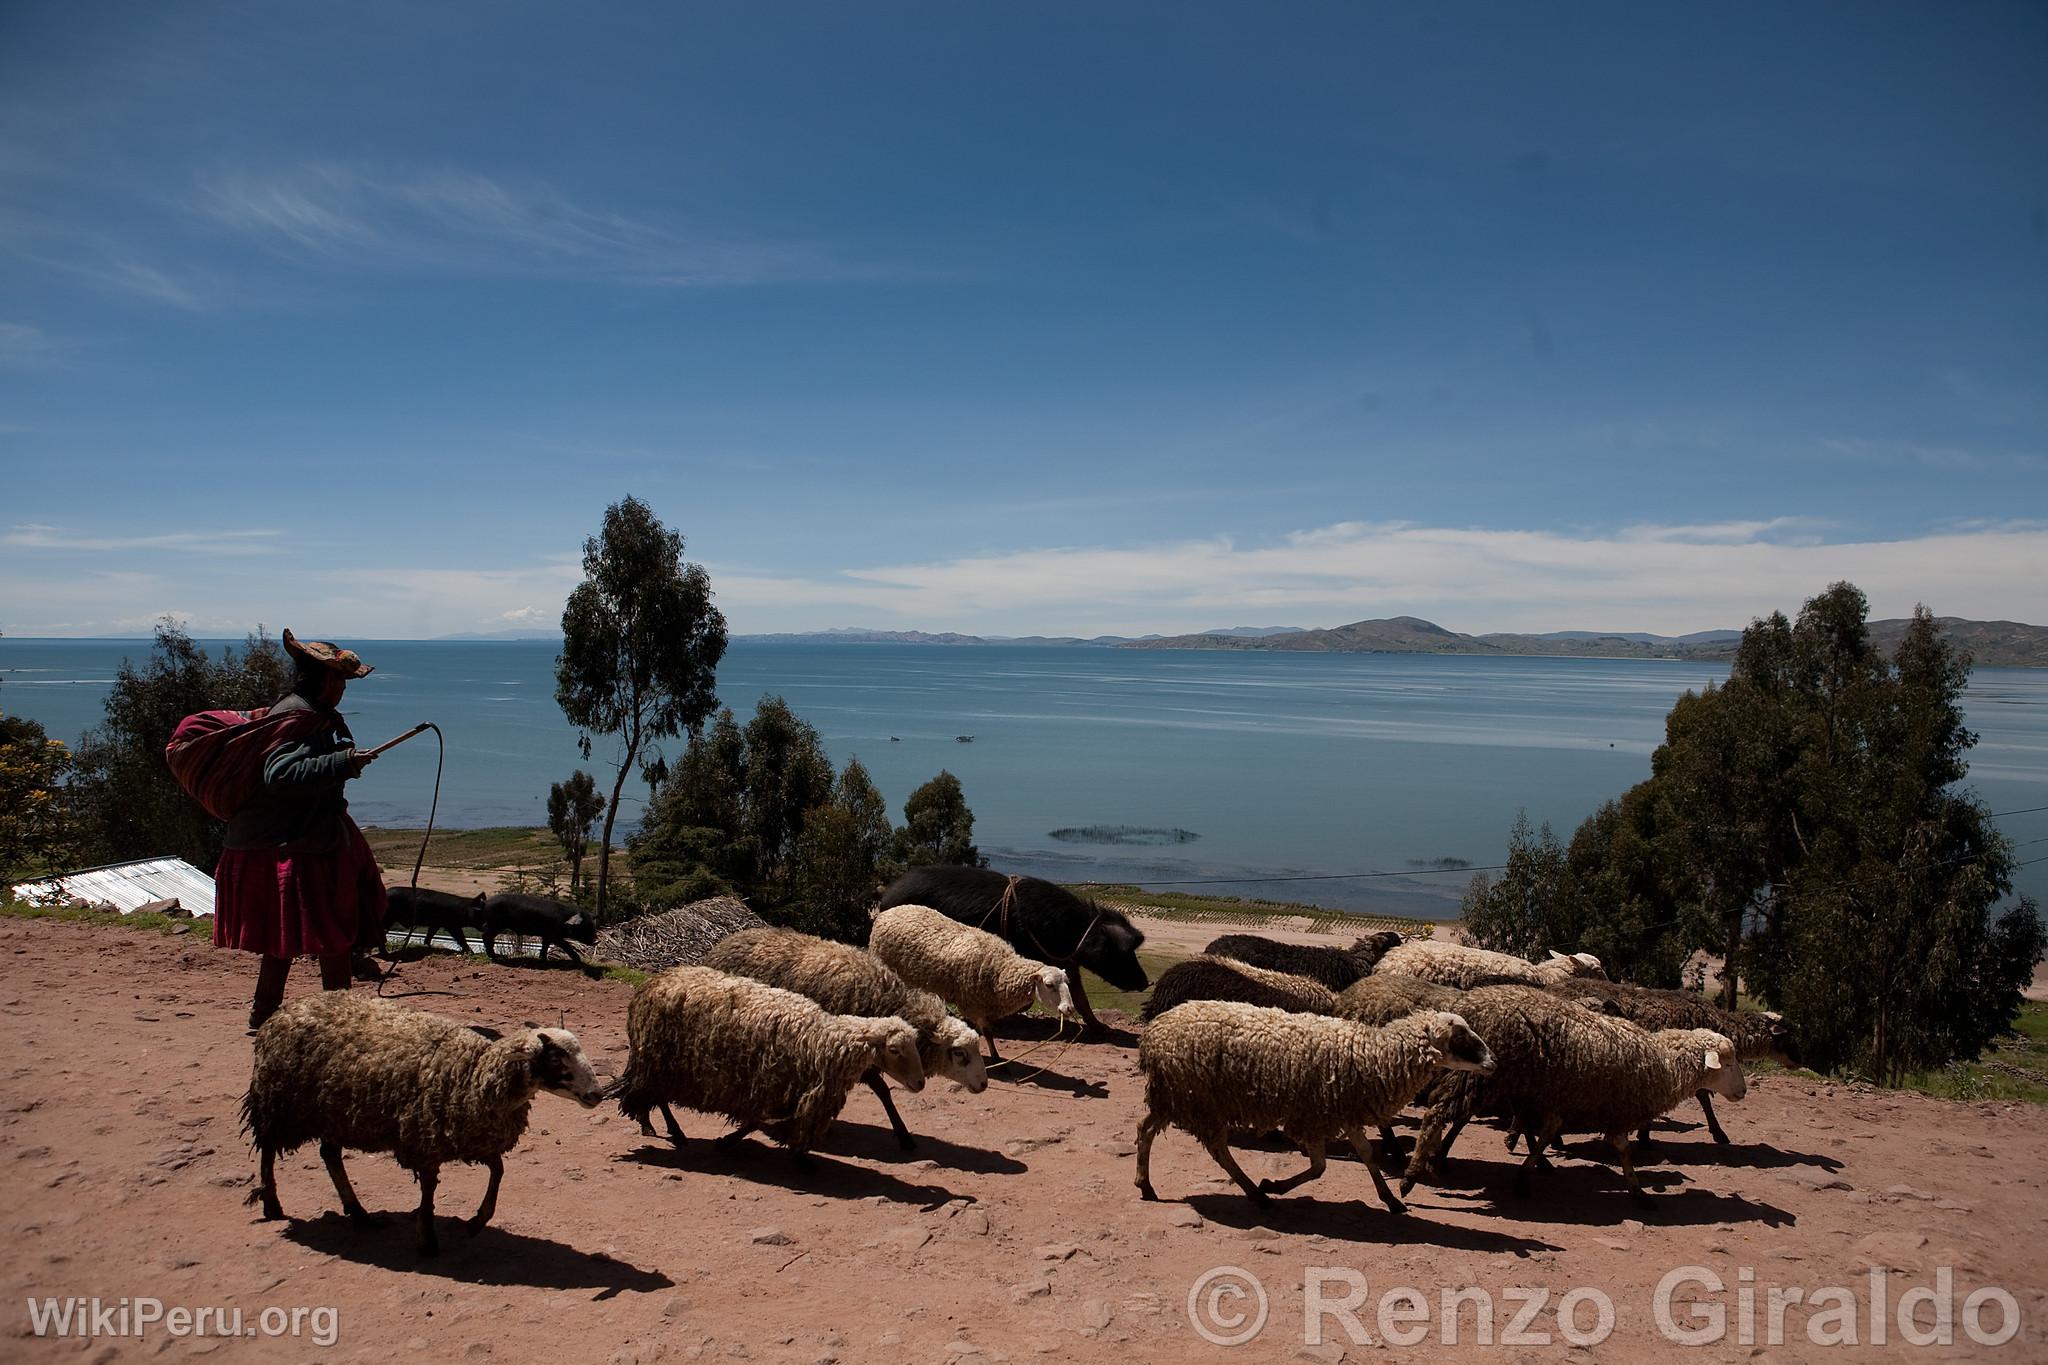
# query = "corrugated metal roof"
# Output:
<box><xmin>11</xmin><ymin>856</ymin><xmax>217</xmax><ymax>917</ymax></box>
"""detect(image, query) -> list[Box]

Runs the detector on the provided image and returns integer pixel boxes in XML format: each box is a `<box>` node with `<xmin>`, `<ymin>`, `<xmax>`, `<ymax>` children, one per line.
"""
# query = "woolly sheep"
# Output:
<box><xmin>1548</xmin><ymin>977</ymin><xmax>1798</xmax><ymax>1145</ymax></box>
<box><xmin>1135</xmin><ymin>1003</ymin><xmax>1496</xmax><ymax>1212</ymax></box>
<box><xmin>1202</xmin><ymin>930</ymin><xmax>1403</xmax><ymax>992</ymax></box>
<box><xmin>868</xmin><ymin>904</ymin><xmax>1074</xmax><ymax>1062</ymax></box>
<box><xmin>1141</xmin><ymin>955</ymin><xmax>1340</xmax><ymax>1022</ymax></box>
<box><xmin>243</xmin><ymin>993</ymin><xmax>603</xmax><ymax>1256</ymax></box>
<box><xmin>702</xmin><ymin>927</ymin><xmax>987</xmax><ymax>1150</ymax></box>
<box><xmin>1400</xmin><ymin>984</ymin><xmax>1744</xmax><ymax>1208</ymax></box>
<box><xmin>877</xmin><ymin>866</ymin><xmax>1149</xmax><ymax>1033</ymax></box>
<box><xmin>611</xmin><ymin>965</ymin><xmax>924</xmax><ymax>1160</ymax></box>
<box><xmin>1375</xmin><ymin>938</ymin><xmax>1606</xmax><ymax>990</ymax></box>
<box><xmin>1334</xmin><ymin>972</ymin><xmax>1467</xmax><ymax>1026</ymax></box>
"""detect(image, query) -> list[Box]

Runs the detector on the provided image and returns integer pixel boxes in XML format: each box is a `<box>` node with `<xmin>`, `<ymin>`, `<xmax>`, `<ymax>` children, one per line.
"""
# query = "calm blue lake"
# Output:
<box><xmin>5</xmin><ymin>639</ymin><xmax>2044</xmax><ymax>916</ymax></box>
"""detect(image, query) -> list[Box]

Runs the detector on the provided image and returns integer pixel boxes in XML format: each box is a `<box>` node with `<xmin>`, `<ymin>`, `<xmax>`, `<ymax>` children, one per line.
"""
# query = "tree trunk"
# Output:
<box><xmin>1720</xmin><ymin>916</ymin><xmax>1740</xmax><ymax>1011</ymax></box>
<box><xmin>595</xmin><ymin>740</ymin><xmax>637</xmax><ymax>922</ymax></box>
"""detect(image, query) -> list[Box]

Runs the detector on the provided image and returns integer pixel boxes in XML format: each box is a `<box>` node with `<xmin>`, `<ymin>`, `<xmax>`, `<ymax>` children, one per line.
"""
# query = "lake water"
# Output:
<box><xmin>5</xmin><ymin>639</ymin><xmax>2044</xmax><ymax>916</ymax></box>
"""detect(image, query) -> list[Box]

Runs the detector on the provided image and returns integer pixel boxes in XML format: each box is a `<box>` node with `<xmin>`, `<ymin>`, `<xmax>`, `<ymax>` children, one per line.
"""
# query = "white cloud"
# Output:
<box><xmin>6</xmin><ymin>521</ymin><xmax>2043</xmax><ymax>639</ymax></box>
<box><xmin>4</xmin><ymin>525</ymin><xmax>282</xmax><ymax>555</ymax></box>
<box><xmin>195</xmin><ymin>164</ymin><xmax>881</xmax><ymax>287</ymax></box>
<box><xmin>712</xmin><ymin>521</ymin><xmax>2048</xmax><ymax>635</ymax></box>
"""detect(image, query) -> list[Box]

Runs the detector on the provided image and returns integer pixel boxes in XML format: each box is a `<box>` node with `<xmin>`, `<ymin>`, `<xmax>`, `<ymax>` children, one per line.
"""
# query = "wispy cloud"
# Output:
<box><xmin>0</xmin><ymin>322</ymin><xmax>57</xmax><ymax>367</ymax></box>
<box><xmin>1817</xmin><ymin>436</ymin><xmax>2046</xmax><ymax>474</ymax></box>
<box><xmin>5</xmin><ymin>524</ymin><xmax>283</xmax><ymax>555</ymax></box>
<box><xmin>195</xmin><ymin>164</ymin><xmax>882</xmax><ymax>287</ymax></box>
<box><xmin>712</xmin><ymin>520</ymin><xmax>2048</xmax><ymax>635</ymax></box>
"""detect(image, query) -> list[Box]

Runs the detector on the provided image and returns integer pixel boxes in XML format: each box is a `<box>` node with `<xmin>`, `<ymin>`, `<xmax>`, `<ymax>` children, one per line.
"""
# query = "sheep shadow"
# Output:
<box><xmin>616</xmin><ymin>1138</ymin><xmax>964</xmax><ymax>1211</ymax></box>
<box><xmin>812</xmin><ymin>1119</ymin><xmax>1028</xmax><ymax>1175</ymax></box>
<box><xmin>1183</xmin><ymin>1193</ymin><xmax>1562</xmax><ymax>1255</ymax></box>
<box><xmin>1421</xmin><ymin>1159</ymin><xmax>1798</xmax><ymax>1229</ymax></box>
<box><xmin>282</xmin><ymin>1215</ymin><xmax>673</xmax><ymax>1295</ymax></box>
<box><xmin>987</xmin><ymin>1059</ymin><xmax>1110</xmax><ymax>1099</ymax></box>
<box><xmin>1659</xmin><ymin>1140</ymin><xmax>1845</xmax><ymax>1172</ymax></box>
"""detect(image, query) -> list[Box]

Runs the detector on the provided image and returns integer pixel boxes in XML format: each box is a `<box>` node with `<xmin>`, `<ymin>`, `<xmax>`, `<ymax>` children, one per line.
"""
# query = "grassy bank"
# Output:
<box><xmin>1079</xmin><ymin>882</ymin><xmax>1437</xmax><ymax>935</ymax></box>
<box><xmin>1898</xmin><ymin>1001</ymin><xmax>2048</xmax><ymax>1104</ymax></box>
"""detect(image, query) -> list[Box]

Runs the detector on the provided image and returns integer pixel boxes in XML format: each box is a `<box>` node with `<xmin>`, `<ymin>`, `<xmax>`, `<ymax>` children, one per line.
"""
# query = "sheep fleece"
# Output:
<box><xmin>1376</xmin><ymin>939</ymin><xmax>1577</xmax><ymax>989</ymax></box>
<box><xmin>868</xmin><ymin>904</ymin><xmax>1043</xmax><ymax>1023</ymax></box>
<box><xmin>1139</xmin><ymin>1002</ymin><xmax>1449</xmax><ymax>1142</ymax></box>
<box><xmin>1336</xmin><ymin>972</ymin><xmax>1466</xmax><ymax>1026</ymax></box>
<box><xmin>1142</xmin><ymin>955</ymin><xmax>1339</xmax><ymax>1022</ymax></box>
<box><xmin>1417</xmin><ymin>986</ymin><xmax>1729</xmax><ymax>1143</ymax></box>
<box><xmin>702</xmin><ymin>927</ymin><xmax>956</xmax><ymax>1067</ymax></box>
<box><xmin>617</xmin><ymin>966</ymin><xmax>908</xmax><ymax>1149</ymax></box>
<box><xmin>243</xmin><ymin>993</ymin><xmax>545</xmax><ymax>1168</ymax></box>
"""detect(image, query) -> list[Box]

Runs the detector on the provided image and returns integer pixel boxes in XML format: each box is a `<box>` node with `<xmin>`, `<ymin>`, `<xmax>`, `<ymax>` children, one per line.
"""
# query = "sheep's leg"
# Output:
<box><xmin>466</xmin><ymin>1155</ymin><xmax>502</xmax><ymax>1236</ymax></box>
<box><xmin>256</xmin><ymin>1147</ymin><xmax>283</xmax><ymax>1220</ymax></box>
<box><xmin>482</xmin><ymin>930</ymin><xmax>500</xmax><ymax>961</ymax></box>
<box><xmin>1258</xmin><ymin>1139</ymin><xmax>1327</xmax><ymax>1196</ymax></box>
<box><xmin>656</xmin><ymin>1102</ymin><xmax>687</xmax><ymax>1147</ymax></box>
<box><xmin>864</xmin><ymin>1070</ymin><xmax>916</xmax><ymax>1151</ymax></box>
<box><xmin>1348</xmin><ymin>1126</ymin><xmax>1407</xmax><ymax>1214</ymax></box>
<box><xmin>552</xmin><ymin>936</ymin><xmax>588</xmax><ymax>968</ymax></box>
<box><xmin>1513</xmin><ymin>1121</ymin><xmax>1561</xmax><ymax>1199</ymax></box>
<box><xmin>1697</xmin><ymin>1090</ymin><xmax>1730</xmax><ymax>1145</ymax></box>
<box><xmin>1199</xmin><ymin>1135</ymin><xmax>1270</xmax><ymax>1206</ymax></box>
<box><xmin>1399</xmin><ymin>1107</ymin><xmax>1447</xmax><ymax>1196</ymax></box>
<box><xmin>980</xmin><ymin>1019</ymin><xmax>1003</xmax><ymax>1065</ymax></box>
<box><xmin>1614</xmin><ymin>1132</ymin><xmax>1656</xmax><ymax>1209</ymax></box>
<box><xmin>319</xmin><ymin>1141</ymin><xmax>373</xmax><ymax>1228</ymax></box>
<box><xmin>1438</xmin><ymin>1112</ymin><xmax>1472</xmax><ymax>1166</ymax></box>
<box><xmin>1064</xmin><ymin>963</ymin><xmax>1105</xmax><ymax>1036</ymax></box>
<box><xmin>415</xmin><ymin>1165</ymin><xmax>440</xmax><ymax>1257</ymax></box>
<box><xmin>448</xmin><ymin>926</ymin><xmax>472</xmax><ymax>955</ymax></box>
<box><xmin>1134</xmin><ymin>1110</ymin><xmax>1167</xmax><ymax>1200</ymax></box>
<box><xmin>1376</xmin><ymin>1125</ymin><xmax>1406</xmax><ymax>1161</ymax></box>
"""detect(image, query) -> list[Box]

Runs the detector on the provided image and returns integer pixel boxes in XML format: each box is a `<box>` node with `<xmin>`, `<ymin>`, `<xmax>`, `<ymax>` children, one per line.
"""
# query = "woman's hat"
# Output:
<box><xmin>282</xmin><ymin>628</ymin><xmax>374</xmax><ymax>678</ymax></box>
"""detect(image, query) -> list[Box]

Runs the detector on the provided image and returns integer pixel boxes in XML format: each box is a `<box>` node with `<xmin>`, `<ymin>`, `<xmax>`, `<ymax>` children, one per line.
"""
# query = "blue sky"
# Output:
<box><xmin>3</xmin><ymin>2</ymin><xmax>2044</xmax><ymax>638</ymax></box>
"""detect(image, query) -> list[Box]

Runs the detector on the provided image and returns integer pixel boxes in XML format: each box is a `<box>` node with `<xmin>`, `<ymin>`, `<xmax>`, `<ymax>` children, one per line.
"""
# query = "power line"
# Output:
<box><xmin>1991</xmin><ymin>804</ymin><xmax>2048</xmax><ymax>819</ymax></box>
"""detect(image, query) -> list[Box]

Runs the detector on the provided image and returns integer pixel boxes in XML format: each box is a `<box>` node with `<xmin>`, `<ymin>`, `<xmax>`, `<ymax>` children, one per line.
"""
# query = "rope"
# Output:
<box><xmin>374</xmin><ymin>722</ymin><xmax>444</xmax><ymax>997</ymax></box>
<box><xmin>985</xmin><ymin>1013</ymin><xmax>1081</xmax><ymax>1082</ymax></box>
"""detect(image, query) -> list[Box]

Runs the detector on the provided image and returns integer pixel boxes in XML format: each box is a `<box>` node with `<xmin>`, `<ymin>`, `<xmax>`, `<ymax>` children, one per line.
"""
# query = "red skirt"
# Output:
<box><xmin>214</xmin><ymin>816</ymin><xmax>388</xmax><ymax>958</ymax></box>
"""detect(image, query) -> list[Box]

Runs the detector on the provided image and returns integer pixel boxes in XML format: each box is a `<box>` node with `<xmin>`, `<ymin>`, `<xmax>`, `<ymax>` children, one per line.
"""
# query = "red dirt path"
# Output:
<box><xmin>3</xmin><ymin>918</ymin><xmax>2044</xmax><ymax>1363</ymax></box>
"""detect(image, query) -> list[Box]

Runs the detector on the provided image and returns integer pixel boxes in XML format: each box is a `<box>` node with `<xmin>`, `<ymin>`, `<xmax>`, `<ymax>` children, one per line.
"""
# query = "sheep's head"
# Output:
<box><xmin>1543</xmin><ymin>949</ymin><xmax>1606</xmax><ymax>979</ymax></box>
<box><xmin>562</xmin><ymin>911</ymin><xmax>597</xmax><ymax>946</ymax></box>
<box><xmin>868</xmin><ymin>1018</ymin><xmax>926</xmax><ymax>1093</ymax></box>
<box><xmin>931</xmin><ymin>1016</ymin><xmax>988</xmax><ymax>1093</ymax></box>
<box><xmin>1349</xmin><ymin>930</ymin><xmax>1405</xmax><ymax>966</ymax></box>
<box><xmin>1033</xmin><ymin>966</ymin><xmax>1076</xmax><ymax>1019</ymax></box>
<box><xmin>526</xmin><ymin>1028</ymin><xmax>604</xmax><ymax>1108</ymax></box>
<box><xmin>1693</xmin><ymin>1030</ymin><xmax>1747</xmax><ymax>1100</ymax></box>
<box><xmin>1761</xmin><ymin>1011</ymin><xmax>1802</xmax><ymax>1069</ymax></box>
<box><xmin>1422</xmin><ymin>1012</ymin><xmax>1496</xmax><ymax>1076</ymax></box>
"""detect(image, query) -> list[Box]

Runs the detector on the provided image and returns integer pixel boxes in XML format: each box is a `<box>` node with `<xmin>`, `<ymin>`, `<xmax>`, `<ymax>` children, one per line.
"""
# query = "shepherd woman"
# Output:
<box><xmin>214</xmin><ymin>629</ymin><xmax>387</xmax><ymax>1029</ymax></box>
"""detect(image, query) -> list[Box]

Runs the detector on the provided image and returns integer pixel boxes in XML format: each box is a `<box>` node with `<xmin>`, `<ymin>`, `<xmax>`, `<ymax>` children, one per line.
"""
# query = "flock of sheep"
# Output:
<box><xmin>241</xmin><ymin>865</ymin><xmax>1799</xmax><ymax>1256</ymax></box>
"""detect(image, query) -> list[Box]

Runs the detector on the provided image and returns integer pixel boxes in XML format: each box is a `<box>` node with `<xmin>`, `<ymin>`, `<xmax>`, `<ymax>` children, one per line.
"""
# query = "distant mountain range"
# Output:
<box><xmin>1125</xmin><ymin>616</ymin><xmax>2048</xmax><ymax>666</ymax></box>
<box><xmin>437</xmin><ymin>617</ymin><xmax>2046</xmax><ymax>666</ymax></box>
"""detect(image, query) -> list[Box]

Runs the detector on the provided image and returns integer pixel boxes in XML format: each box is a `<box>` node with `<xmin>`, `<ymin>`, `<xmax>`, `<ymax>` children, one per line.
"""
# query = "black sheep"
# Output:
<box><xmin>480</xmin><ymin>893</ymin><xmax>598</xmax><ymax>968</ymax></box>
<box><xmin>875</xmin><ymin>866</ymin><xmax>1147</xmax><ymax>1033</ymax></box>
<box><xmin>385</xmin><ymin>887</ymin><xmax>486</xmax><ymax>955</ymax></box>
<box><xmin>1202</xmin><ymin>930</ymin><xmax>1403</xmax><ymax>993</ymax></box>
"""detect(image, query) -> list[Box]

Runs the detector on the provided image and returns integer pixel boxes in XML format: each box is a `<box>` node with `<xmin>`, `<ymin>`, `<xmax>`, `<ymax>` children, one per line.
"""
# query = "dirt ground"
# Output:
<box><xmin>5</xmin><ymin>918</ymin><xmax>2044</xmax><ymax>1364</ymax></box>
